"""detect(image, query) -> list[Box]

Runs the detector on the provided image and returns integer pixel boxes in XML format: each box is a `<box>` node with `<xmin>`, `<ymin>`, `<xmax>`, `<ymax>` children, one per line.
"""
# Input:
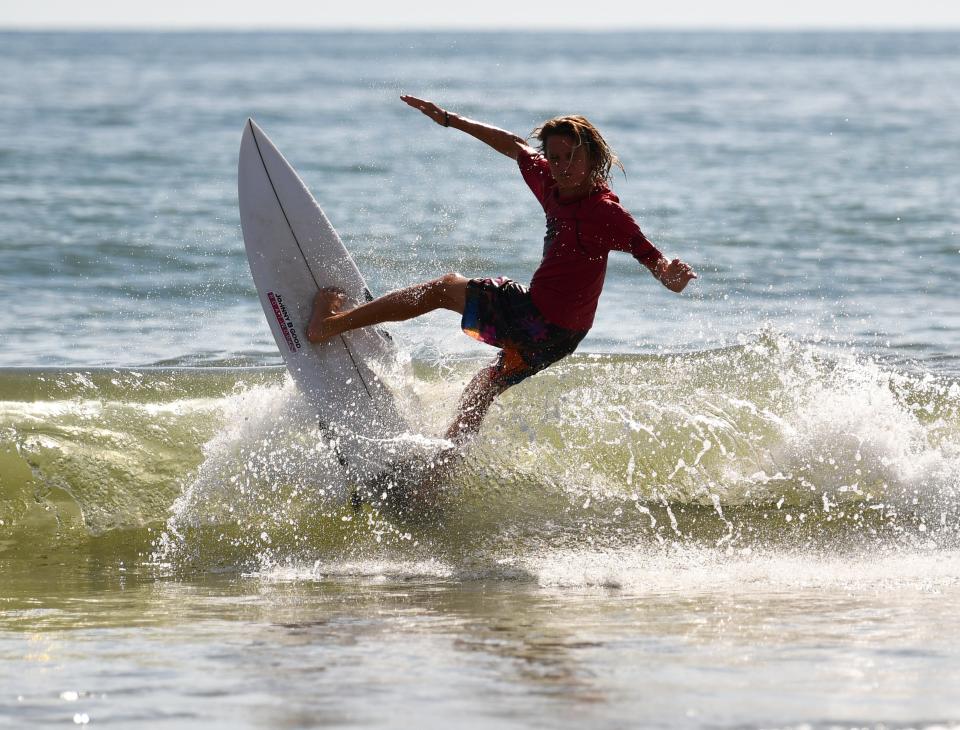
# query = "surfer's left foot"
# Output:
<box><xmin>307</xmin><ymin>287</ymin><xmax>348</xmax><ymax>343</ymax></box>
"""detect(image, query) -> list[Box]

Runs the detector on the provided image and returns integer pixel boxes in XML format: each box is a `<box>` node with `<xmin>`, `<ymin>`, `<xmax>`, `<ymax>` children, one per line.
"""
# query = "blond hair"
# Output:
<box><xmin>531</xmin><ymin>115</ymin><xmax>624</xmax><ymax>185</ymax></box>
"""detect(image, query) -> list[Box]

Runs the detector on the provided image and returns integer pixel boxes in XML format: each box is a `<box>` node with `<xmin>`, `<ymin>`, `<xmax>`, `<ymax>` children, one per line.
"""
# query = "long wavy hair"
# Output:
<box><xmin>531</xmin><ymin>115</ymin><xmax>624</xmax><ymax>186</ymax></box>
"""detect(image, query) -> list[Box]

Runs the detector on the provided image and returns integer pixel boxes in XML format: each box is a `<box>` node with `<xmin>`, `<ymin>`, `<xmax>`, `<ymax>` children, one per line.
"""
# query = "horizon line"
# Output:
<box><xmin>2</xmin><ymin>24</ymin><xmax>960</xmax><ymax>33</ymax></box>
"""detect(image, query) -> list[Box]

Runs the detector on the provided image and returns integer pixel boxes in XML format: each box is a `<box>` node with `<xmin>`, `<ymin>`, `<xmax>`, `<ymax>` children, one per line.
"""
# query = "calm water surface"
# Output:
<box><xmin>4</xmin><ymin>552</ymin><xmax>960</xmax><ymax>729</ymax></box>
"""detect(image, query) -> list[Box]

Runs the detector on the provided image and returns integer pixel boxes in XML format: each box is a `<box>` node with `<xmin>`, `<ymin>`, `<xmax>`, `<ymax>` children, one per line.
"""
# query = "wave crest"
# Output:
<box><xmin>2</xmin><ymin>334</ymin><xmax>959</xmax><ymax>568</ymax></box>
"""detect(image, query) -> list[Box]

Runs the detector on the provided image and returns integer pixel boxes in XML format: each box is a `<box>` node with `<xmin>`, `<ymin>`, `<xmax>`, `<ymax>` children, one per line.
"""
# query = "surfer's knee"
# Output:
<box><xmin>432</xmin><ymin>272</ymin><xmax>463</xmax><ymax>292</ymax></box>
<box><xmin>430</xmin><ymin>272</ymin><xmax>468</xmax><ymax>312</ymax></box>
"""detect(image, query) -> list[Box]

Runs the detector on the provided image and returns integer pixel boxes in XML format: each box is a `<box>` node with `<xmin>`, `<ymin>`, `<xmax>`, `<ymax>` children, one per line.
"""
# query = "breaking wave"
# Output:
<box><xmin>2</xmin><ymin>333</ymin><xmax>959</xmax><ymax>580</ymax></box>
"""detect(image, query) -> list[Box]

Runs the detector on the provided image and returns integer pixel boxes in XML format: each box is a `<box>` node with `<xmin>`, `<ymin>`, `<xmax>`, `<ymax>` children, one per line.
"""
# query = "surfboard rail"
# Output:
<box><xmin>238</xmin><ymin>118</ymin><xmax>411</xmax><ymax>483</ymax></box>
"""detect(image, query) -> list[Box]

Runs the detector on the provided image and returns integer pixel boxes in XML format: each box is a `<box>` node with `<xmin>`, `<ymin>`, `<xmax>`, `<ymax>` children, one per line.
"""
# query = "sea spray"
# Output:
<box><xmin>3</xmin><ymin>334</ymin><xmax>959</xmax><ymax>568</ymax></box>
<box><xmin>154</xmin><ymin>374</ymin><xmax>456</xmax><ymax>571</ymax></box>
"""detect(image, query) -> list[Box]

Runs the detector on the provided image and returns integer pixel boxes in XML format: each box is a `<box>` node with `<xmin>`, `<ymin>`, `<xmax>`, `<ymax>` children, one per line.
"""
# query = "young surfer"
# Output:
<box><xmin>308</xmin><ymin>95</ymin><xmax>697</xmax><ymax>445</ymax></box>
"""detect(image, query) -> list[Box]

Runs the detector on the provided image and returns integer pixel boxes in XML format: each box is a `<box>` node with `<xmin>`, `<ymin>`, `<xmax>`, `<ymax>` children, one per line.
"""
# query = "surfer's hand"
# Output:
<box><xmin>401</xmin><ymin>95</ymin><xmax>449</xmax><ymax>127</ymax></box>
<box><xmin>655</xmin><ymin>258</ymin><xmax>697</xmax><ymax>293</ymax></box>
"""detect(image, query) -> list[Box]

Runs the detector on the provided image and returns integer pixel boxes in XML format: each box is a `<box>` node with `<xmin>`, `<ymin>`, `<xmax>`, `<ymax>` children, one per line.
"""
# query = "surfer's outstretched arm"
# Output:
<box><xmin>401</xmin><ymin>95</ymin><xmax>534</xmax><ymax>160</ymax></box>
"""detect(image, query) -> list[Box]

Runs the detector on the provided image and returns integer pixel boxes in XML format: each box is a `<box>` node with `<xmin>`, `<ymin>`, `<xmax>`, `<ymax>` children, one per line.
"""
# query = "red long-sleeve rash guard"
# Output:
<box><xmin>518</xmin><ymin>147</ymin><xmax>662</xmax><ymax>332</ymax></box>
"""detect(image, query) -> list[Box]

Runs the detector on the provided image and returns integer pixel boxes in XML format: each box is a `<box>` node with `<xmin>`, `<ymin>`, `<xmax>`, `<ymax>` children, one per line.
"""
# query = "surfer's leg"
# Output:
<box><xmin>443</xmin><ymin>345</ymin><xmax>530</xmax><ymax>444</ymax></box>
<box><xmin>307</xmin><ymin>273</ymin><xmax>468</xmax><ymax>343</ymax></box>
<box><xmin>444</xmin><ymin>365</ymin><xmax>505</xmax><ymax>445</ymax></box>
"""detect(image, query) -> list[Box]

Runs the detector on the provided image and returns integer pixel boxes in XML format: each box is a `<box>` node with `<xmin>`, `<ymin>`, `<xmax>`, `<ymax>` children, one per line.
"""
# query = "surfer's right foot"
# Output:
<box><xmin>307</xmin><ymin>287</ymin><xmax>348</xmax><ymax>343</ymax></box>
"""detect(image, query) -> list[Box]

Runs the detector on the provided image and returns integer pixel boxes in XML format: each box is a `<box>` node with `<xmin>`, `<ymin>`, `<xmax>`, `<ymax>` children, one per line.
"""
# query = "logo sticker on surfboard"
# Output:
<box><xmin>267</xmin><ymin>291</ymin><xmax>302</xmax><ymax>352</ymax></box>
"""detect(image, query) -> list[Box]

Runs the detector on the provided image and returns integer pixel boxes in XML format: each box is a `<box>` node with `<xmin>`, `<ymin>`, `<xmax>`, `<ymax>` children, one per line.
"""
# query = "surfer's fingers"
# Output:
<box><xmin>413</xmin><ymin>98</ymin><xmax>443</xmax><ymax>120</ymax></box>
<box><xmin>401</xmin><ymin>94</ymin><xmax>437</xmax><ymax>115</ymax></box>
<box><xmin>671</xmin><ymin>258</ymin><xmax>696</xmax><ymax>276</ymax></box>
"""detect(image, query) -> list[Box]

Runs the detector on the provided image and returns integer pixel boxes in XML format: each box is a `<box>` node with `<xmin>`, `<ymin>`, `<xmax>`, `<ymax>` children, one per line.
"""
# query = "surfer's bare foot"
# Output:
<box><xmin>307</xmin><ymin>287</ymin><xmax>348</xmax><ymax>343</ymax></box>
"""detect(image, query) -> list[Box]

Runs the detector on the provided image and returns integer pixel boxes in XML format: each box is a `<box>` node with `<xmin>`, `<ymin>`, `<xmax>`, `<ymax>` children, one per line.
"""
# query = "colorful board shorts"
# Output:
<box><xmin>461</xmin><ymin>277</ymin><xmax>588</xmax><ymax>391</ymax></box>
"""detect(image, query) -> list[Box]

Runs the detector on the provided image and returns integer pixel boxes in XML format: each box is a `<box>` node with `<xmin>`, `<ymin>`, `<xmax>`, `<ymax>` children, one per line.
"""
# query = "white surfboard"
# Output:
<box><xmin>238</xmin><ymin>118</ymin><xmax>411</xmax><ymax>484</ymax></box>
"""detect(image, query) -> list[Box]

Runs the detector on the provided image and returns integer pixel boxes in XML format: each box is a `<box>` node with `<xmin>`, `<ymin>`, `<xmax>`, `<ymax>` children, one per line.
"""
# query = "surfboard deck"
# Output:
<box><xmin>238</xmin><ymin>118</ymin><xmax>411</xmax><ymax>485</ymax></box>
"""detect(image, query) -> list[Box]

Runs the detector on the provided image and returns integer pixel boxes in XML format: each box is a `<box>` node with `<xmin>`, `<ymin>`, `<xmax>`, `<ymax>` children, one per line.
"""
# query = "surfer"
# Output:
<box><xmin>308</xmin><ymin>95</ymin><xmax>697</xmax><ymax>445</ymax></box>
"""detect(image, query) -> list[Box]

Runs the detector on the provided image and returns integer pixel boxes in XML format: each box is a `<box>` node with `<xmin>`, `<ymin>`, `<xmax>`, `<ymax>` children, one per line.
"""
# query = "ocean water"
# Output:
<box><xmin>1</xmin><ymin>31</ymin><xmax>960</xmax><ymax>728</ymax></box>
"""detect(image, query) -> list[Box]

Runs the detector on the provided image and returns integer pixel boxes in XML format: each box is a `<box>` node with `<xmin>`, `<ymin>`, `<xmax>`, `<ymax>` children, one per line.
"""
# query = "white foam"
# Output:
<box><xmin>763</xmin><ymin>349</ymin><xmax>960</xmax><ymax>519</ymax></box>
<box><xmin>158</xmin><ymin>377</ymin><xmax>346</xmax><ymax>554</ymax></box>
<box><xmin>248</xmin><ymin>557</ymin><xmax>455</xmax><ymax>582</ymax></box>
<box><xmin>522</xmin><ymin>545</ymin><xmax>960</xmax><ymax>593</ymax></box>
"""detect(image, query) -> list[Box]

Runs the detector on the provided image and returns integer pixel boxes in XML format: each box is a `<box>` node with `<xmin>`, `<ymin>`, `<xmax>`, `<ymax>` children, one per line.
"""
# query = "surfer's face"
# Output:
<box><xmin>545</xmin><ymin>134</ymin><xmax>592</xmax><ymax>194</ymax></box>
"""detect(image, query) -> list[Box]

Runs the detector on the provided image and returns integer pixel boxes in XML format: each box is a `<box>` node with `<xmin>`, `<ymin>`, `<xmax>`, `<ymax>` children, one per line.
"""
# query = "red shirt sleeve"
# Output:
<box><xmin>517</xmin><ymin>147</ymin><xmax>553</xmax><ymax>206</ymax></box>
<box><xmin>602</xmin><ymin>197</ymin><xmax>663</xmax><ymax>268</ymax></box>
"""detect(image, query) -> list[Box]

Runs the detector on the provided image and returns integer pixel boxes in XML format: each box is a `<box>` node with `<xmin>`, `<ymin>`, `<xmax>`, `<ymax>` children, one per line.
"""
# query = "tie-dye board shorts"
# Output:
<box><xmin>460</xmin><ymin>277</ymin><xmax>588</xmax><ymax>390</ymax></box>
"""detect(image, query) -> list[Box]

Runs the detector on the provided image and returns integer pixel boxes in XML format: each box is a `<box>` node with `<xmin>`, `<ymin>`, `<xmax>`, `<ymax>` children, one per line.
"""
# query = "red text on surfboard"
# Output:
<box><xmin>267</xmin><ymin>291</ymin><xmax>302</xmax><ymax>352</ymax></box>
